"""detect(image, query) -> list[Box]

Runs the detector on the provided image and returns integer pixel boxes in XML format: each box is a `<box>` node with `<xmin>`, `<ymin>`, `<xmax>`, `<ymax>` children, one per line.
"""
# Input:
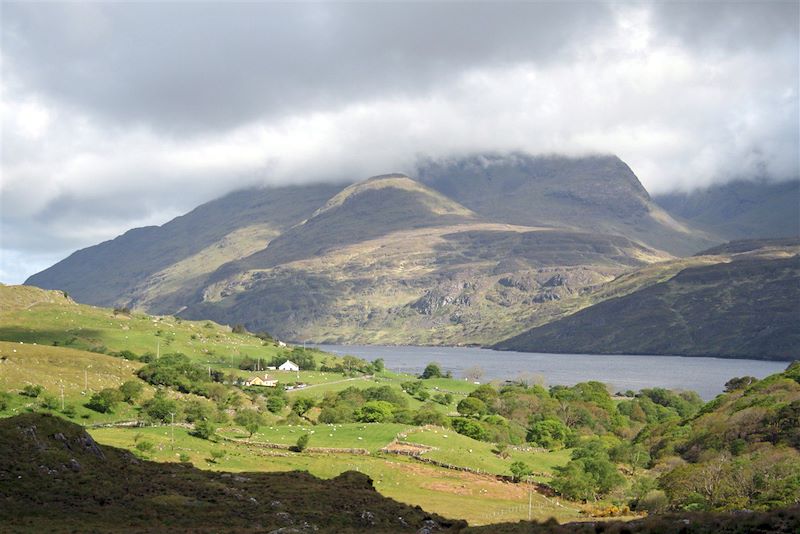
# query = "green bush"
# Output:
<box><xmin>190</xmin><ymin>420</ymin><xmax>216</xmax><ymax>440</ymax></box>
<box><xmin>20</xmin><ymin>384</ymin><xmax>43</xmax><ymax>398</ymax></box>
<box><xmin>295</xmin><ymin>433</ymin><xmax>310</xmax><ymax>452</ymax></box>
<box><xmin>86</xmin><ymin>388</ymin><xmax>124</xmax><ymax>413</ymax></box>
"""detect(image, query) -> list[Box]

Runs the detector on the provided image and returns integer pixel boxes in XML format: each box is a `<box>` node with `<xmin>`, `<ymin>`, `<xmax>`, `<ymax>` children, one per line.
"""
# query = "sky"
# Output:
<box><xmin>1</xmin><ymin>1</ymin><xmax>798</xmax><ymax>284</ymax></box>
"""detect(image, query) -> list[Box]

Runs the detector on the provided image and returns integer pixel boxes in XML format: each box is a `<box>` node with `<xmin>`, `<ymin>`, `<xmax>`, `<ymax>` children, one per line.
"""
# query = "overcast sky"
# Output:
<box><xmin>1</xmin><ymin>1</ymin><xmax>798</xmax><ymax>284</ymax></box>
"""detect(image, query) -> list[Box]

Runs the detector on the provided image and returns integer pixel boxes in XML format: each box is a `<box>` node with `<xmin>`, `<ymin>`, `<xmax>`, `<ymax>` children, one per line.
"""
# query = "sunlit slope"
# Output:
<box><xmin>25</xmin><ymin>183</ymin><xmax>344</xmax><ymax>312</ymax></box>
<box><xmin>0</xmin><ymin>285</ymin><xmax>292</xmax><ymax>363</ymax></box>
<box><xmin>180</xmin><ymin>174</ymin><xmax>669</xmax><ymax>344</ymax></box>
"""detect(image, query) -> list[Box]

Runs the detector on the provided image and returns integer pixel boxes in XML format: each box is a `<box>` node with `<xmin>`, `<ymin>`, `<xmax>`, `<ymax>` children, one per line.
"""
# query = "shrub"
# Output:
<box><xmin>451</xmin><ymin>417</ymin><xmax>490</xmax><ymax>441</ymax></box>
<box><xmin>420</xmin><ymin>362</ymin><xmax>443</xmax><ymax>379</ymax></box>
<box><xmin>20</xmin><ymin>384</ymin><xmax>43</xmax><ymax>398</ymax></box>
<box><xmin>141</xmin><ymin>391</ymin><xmax>178</xmax><ymax>423</ymax></box>
<box><xmin>457</xmin><ymin>397</ymin><xmax>487</xmax><ymax>418</ymax></box>
<box><xmin>638</xmin><ymin>490</ymin><xmax>669</xmax><ymax>514</ymax></box>
<box><xmin>295</xmin><ymin>433</ymin><xmax>310</xmax><ymax>452</ymax></box>
<box><xmin>86</xmin><ymin>388</ymin><xmax>124</xmax><ymax>413</ymax></box>
<box><xmin>136</xmin><ymin>441</ymin><xmax>154</xmax><ymax>453</ymax></box>
<box><xmin>119</xmin><ymin>380</ymin><xmax>144</xmax><ymax>403</ymax></box>
<box><xmin>190</xmin><ymin>420</ymin><xmax>216</xmax><ymax>440</ymax></box>
<box><xmin>354</xmin><ymin>400</ymin><xmax>394</xmax><ymax>423</ymax></box>
<box><xmin>40</xmin><ymin>395</ymin><xmax>60</xmax><ymax>410</ymax></box>
<box><xmin>266</xmin><ymin>395</ymin><xmax>286</xmax><ymax>414</ymax></box>
<box><xmin>510</xmin><ymin>461</ymin><xmax>533</xmax><ymax>482</ymax></box>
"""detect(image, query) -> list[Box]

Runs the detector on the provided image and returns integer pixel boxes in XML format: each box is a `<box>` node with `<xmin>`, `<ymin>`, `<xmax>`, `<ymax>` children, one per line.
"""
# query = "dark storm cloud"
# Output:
<box><xmin>3</xmin><ymin>2</ymin><xmax>613</xmax><ymax>132</ymax></box>
<box><xmin>650</xmin><ymin>1</ymin><xmax>799</xmax><ymax>51</ymax></box>
<box><xmin>1</xmin><ymin>2</ymin><xmax>798</xmax><ymax>284</ymax></box>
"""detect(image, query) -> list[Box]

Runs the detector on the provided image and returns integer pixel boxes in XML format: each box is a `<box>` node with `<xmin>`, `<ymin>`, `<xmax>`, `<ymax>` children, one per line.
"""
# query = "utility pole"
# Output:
<box><xmin>528</xmin><ymin>477</ymin><xmax>532</xmax><ymax>521</ymax></box>
<box><xmin>170</xmin><ymin>412</ymin><xmax>175</xmax><ymax>450</ymax></box>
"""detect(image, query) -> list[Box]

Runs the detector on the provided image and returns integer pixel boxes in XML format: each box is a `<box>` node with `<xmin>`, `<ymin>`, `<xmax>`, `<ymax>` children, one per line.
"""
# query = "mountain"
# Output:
<box><xmin>25</xmin><ymin>183</ymin><xmax>344</xmax><ymax>312</ymax></box>
<box><xmin>26</xmin><ymin>153</ymin><xmax>694</xmax><ymax>346</ymax></box>
<box><xmin>0</xmin><ymin>413</ymin><xmax>463</xmax><ymax>533</ymax></box>
<box><xmin>655</xmin><ymin>179</ymin><xmax>800</xmax><ymax>242</ymax></box>
<box><xmin>494</xmin><ymin>239</ymin><xmax>800</xmax><ymax>360</ymax></box>
<box><xmin>416</xmin><ymin>153</ymin><xmax>717</xmax><ymax>256</ymax></box>
<box><xmin>176</xmin><ymin>173</ymin><xmax>668</xmax><ymax>344</ymax></box>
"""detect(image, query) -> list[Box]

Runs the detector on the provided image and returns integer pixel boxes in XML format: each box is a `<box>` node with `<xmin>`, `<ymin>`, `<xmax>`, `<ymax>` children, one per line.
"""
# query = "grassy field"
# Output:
<box><xmin>0</xmin><ymin>340</ymin><xmax>153</xmax><ymax>423</ymax></box>
<box><xmin>402</xmin><ymin>426</ymin><xmax>571</xmax><ymax>481</ymax></box>
<box><xmin>0</xmin><ymin>285</ymin><xmax>303</xmax><ymax>365</ymax></box>
<box><xmin>219</xmin><ymin>422</ymin><xmax>410</xmax><ymax>452</ymax></box>
<box><xmin>90</xmin><ymin>425</ymin><xmax>584</xmax><ymax>525</ymax></box>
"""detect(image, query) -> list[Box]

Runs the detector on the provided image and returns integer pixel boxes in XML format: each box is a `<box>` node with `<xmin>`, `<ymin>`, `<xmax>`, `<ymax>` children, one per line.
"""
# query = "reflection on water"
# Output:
<box><xmin>313</xmin><ymin>344</ymin><xmax>788</xmax><ymax>400</ymax></box>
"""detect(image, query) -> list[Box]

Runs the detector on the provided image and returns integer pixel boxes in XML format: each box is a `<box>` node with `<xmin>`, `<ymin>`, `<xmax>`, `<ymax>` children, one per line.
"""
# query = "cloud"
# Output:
<box><xmin>1</xmin><ymin>2</ymin><xmax>798</xmax><ymax>284</ymax></box>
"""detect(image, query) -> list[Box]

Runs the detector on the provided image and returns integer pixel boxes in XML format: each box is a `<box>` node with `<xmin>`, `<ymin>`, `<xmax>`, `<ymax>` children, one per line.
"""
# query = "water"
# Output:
<box><xmin>313</xmin><ymin>344</ymin><xmax>789</xmax><ymax>400</ymax></box>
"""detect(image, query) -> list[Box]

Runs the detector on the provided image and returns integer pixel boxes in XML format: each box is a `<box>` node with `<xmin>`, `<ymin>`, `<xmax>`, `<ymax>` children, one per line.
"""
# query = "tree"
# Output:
<box><xmin>527</xmin><ymin>418</ymin><xmax>572</xmax><ymax>449</ymax></box>
<box><xmin>457</xmin><ymin>397</ymin><xmax>487</xmax><ymax>418</ymax></box>
<box><xmin>451</xmin><ymin>417</ymin><xmax>489</xmax><ymax>441</ymax></box>
<box><xmin>182</xmin><ymin>399</ymin><xmax>213</xmax><ymax>423</ymax></box>
<box><xmin>420</xmin><ymin>362</ymin><xmax>443</xmax><ymax>379</ymax></box>
<box><xmin>291</xmin><ymin>397</ymin><xmax>315</xmax><ymax>416</ymax></box>
<box><xmin>464</xmin><ymin>366</ymin><xmax>485</xmax><ymax>383</ymax></box>
<box><xmin>371</xmin><ymin>358</ymin><xmax>385</xmax><ymax>373</ymax></box>
<box><xmin>234</xmin><ymin>409</ymin><xmax>263</xmax><ymax>437</ymax></box>
<box><xmin>190</xmin><ymin>420</ymin><xmax>216</xmax><ymax>440</ymax></box>
<box><xmin>86</xmin><ymin>388</ymin><xmax>123</xmax><ymax>413</ymax></box>
<box><xmin>119</xmin><ymin>380</ymin><xmax>144</xmax><ymax>403</ymax></box>
<box><xmin>724</xmin><ymin>376</ymin><xmax>758</xmax><ymax>392</ymax></box>
<box><xmin>354</xmin><ymin>400</ymin><xmax>395</xmax><ymax>423</ymax></box>
<box><xmin>266</xmin><ymin>395</ymin><xmax>286</xmax><ymax>414</ymax></box>
<box><xmin>142</xmin><ymin>391</ymin><xmax>178</xmax><ymax>423</ymax></box>
<box><xmin>510</xmin><ymin>461</ymin><xmax>533</xmax><ymax>482</ymax></box>
<box><xmin>468</xmin><ymin>384</ymin><xmax>499</xmax><ymax>407</ymax></box>
<box><xmin>295</xmin><ymin>433</ymin><xmax>310</xmax><ymax>452</ymax></box>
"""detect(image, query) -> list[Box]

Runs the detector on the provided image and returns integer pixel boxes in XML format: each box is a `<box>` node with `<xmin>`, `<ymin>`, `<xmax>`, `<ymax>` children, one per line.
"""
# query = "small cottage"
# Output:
<box><xmin>244</xmin><ymin>375</ymin><xmax>278</xmax><ymax>387</ymax></box>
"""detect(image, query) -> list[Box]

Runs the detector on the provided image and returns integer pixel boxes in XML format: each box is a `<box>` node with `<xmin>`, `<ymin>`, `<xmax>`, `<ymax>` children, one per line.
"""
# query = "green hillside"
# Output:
<box><xmin>25</xmin><ymin>183</ymin><xmax>344</xmax><ymax>312</ymax></box>
<box><xmin>495</xmin><ymin>242</ymin><xmax>800</xmax><ymax>360</ymax></box>
<box><xmin>0</xmin><ymin>284</ymin><xmax>296</xmax><ymax>365</ymax></box>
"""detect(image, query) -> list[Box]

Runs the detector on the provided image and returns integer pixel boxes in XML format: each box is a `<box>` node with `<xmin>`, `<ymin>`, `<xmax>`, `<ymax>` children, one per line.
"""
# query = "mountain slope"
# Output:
<box><xmin>178</xmin><ymin>174</ymin><xmax>668</xmax><ymax>344</ymax></box>
<box><xmin>25</xmin><ymin>153</ymin><xmax>742</xmax><ymax>347</ymax></box>
<box><xmin>416</xmin><ymin>153</ymin><xmax>717</xmax><ymax>255</ymax></box>
<box><xmin>494</xmin><ymin>241</ymin><xmax>800</xmax><ymax>360</ymax></box>
<box><xmin>25</xmin><ymin>183</ymin><xmax>345</xmax><ymax>311</ymax></box>
<box><xmin>655</xmin><ymin>179</ymin><xmax>800</xmax><ymax>241</ymax></box>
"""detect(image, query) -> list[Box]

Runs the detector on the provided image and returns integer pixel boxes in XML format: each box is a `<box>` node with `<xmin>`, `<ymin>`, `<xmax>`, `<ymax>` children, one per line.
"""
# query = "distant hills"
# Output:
<box><xmin>24</xmin><ymin>153</ymin><xmax>800</xmax><ymax>357</ymax></box>
<box><xmin>495</xmin><ymin>240</ymin><xmax>800</xmax><ymax>360</ymax></box>
<box><xmin>655</xmin><ymin>179</ymin><xmax>800</xmax><ymax>242</ymax></box>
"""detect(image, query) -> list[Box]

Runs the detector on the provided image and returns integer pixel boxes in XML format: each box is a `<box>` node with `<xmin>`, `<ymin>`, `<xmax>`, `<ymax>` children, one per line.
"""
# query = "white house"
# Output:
<box><xmin>278</xmin><ymin>360</ymin><xmax>300</xmax><ymax>372</ymax></box>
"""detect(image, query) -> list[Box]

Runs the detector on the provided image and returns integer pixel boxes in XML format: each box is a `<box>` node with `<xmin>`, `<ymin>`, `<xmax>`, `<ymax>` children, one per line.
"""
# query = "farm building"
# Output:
<box><xmin>278</xmin><ymin>360</ymin><xmax>300</xmax><ymax>372</ymax></box>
